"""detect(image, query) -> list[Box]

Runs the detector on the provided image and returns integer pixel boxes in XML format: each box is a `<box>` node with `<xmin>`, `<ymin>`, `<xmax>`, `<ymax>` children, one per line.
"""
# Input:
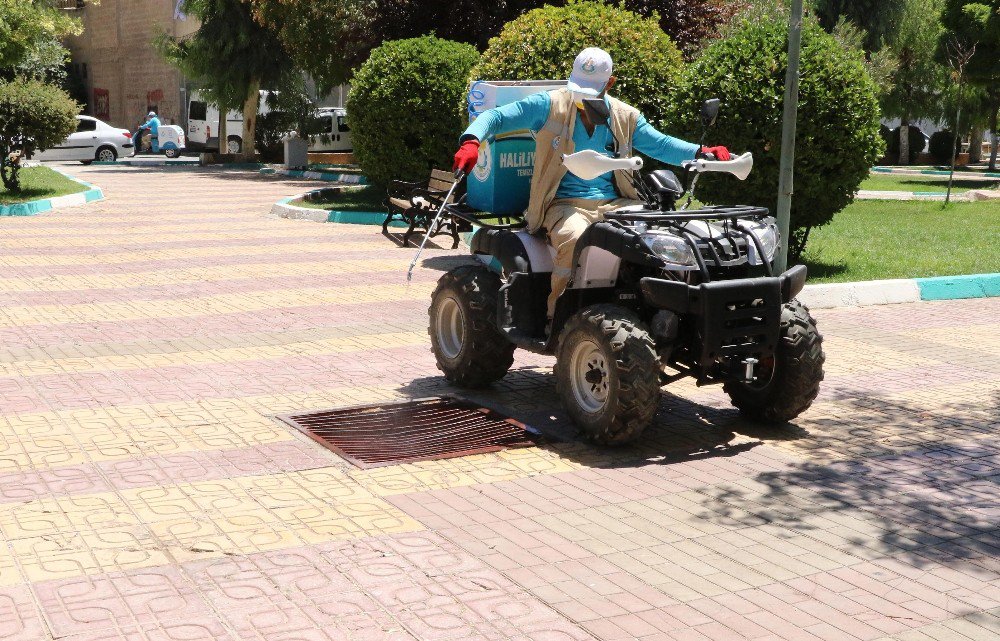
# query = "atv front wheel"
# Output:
<box><xmin>429</xmin><ymin>265</ymin><xmax>515</xmax><ymax>387</ymax></box>
<box><xmin>724</xmin><ymin>299</ymin><xmax>825</xmax><ymax>422</ymax></box>
<box><xmin>555</xmin><ymin>305</ymin><xmax>660</xmax><ymax>445</ymax></box>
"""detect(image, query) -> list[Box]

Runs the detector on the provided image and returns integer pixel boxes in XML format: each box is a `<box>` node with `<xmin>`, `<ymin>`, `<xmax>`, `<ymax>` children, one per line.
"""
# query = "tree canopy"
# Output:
<box><xmin>0</xmin><ymin>0</ymin><xmax>81</xmax><ymax>80</ymax></box>
<box><xmin>812</xmin><ymin>0</ymin><xmax>908</xmax><ymax>51</ymax></box>
<box><xmin>940</xmin><ymin>0</ymin><xmax>1000</xmax><ymax>168</ymax></box>
<box><xmin>881</xmin><ymin>0</ymin><xmax>950</xmax><ymax>162</ymax></box>
<box><xmin>160</xmin><ymin>0</ymin><xmax>299</xmax><ymax>159</ymax></box>
<box><xmin>623</xmin><ymin>0</ymin><xmax>750</xmax><ymax>59</ymax></box>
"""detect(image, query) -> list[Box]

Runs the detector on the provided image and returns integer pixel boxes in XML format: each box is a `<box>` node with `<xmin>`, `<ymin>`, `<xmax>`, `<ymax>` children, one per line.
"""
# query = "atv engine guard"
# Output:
<box><xmin>639</xmin><ymin>265</ymin><xmax>807</xmax><ymax>373</ymax></box>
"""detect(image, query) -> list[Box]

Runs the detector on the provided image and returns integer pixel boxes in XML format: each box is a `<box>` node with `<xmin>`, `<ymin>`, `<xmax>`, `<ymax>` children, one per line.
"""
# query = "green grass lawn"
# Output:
<box><xmin>0</xmin><ymin>167</ymin><xmax>87</xmax><ymax>205</ymax></box>
<box><xmin>861</xmin><ymin>173</ymin><xmax>1000</xmax><ymax>193</ymax></box>
<box><xmin>801</xmin><ymin>200</ymin><xmax>1000</xmax><ymax>283</ymax></box>
<box><xmin>294</xmin><ymin>185</ymin><xmax>384</xmax><ymax>211</ymax></box>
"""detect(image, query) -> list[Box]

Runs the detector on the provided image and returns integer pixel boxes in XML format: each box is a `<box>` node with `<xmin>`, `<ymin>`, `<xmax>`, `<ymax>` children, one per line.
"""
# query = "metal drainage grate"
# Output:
<box><xmin>278</xmin><ymin>397</ymin><xmax>540</xmax><ymax>469</ymax></box>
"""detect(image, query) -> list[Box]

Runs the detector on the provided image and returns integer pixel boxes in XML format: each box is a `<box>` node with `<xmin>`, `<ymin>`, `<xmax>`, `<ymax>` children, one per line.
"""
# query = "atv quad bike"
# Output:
<box><xmin>429</xmin><ymin>98</ymin><xmax>824</xmax><ymax>444</ymax></box>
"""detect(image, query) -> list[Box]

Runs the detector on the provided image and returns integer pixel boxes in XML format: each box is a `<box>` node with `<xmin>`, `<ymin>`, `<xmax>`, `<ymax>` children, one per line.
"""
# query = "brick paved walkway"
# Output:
<box><xmin>0</xmin><ymin>165</ymin><xmax>997</xmax><ymax>641</ymax></box>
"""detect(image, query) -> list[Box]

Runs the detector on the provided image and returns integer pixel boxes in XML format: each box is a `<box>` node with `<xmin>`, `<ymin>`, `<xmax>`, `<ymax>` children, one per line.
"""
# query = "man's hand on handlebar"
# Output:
<box><xmin>699</xmin><ymin>145</ymin><xmax>731</xmax><ymax>161</ymax></box>
<box><xmin>453</xmin><ymin>139</ymin><xmax>480</xmax><ymax>173</ymax></box>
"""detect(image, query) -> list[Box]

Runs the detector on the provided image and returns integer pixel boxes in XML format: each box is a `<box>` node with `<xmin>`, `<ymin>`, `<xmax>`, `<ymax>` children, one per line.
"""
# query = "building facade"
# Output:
<box><xmin>62</xmin><ymin>0</ymin><xmax>197</xmax><ymax>131</ymax></box>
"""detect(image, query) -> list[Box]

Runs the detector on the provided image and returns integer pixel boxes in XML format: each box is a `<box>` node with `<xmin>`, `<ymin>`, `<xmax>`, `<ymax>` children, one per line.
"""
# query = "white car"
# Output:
<box><xmin>33</xmin><ymin>115</ymin><xmax>133</xmax><ymax>164</ymax></box>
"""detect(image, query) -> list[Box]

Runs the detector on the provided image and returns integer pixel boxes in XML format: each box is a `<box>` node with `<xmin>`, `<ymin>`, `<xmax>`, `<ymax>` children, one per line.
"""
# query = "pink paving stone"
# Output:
<box><xmin>0</xmin><ymin>268</ymin><xmax>446</xmax><ymax>307</ymax></box>
<box><xmin>32</xmin><ymin>566</ymin><xmax>214</xmax><ymax>638</ymax></box>
<box><xmin>0</xmin><ymin>464</ymin><xmax>111</xmax><ymax>504</ymax></box>
<box><xmin>0</xmin><ymin>300</ymin><xmax>432</xmax><ymax>350</ymax></box>
<box><xmin>0</xmin><ymin>585</ymin><xmax>46</xmax><ymax>641</ymax></box>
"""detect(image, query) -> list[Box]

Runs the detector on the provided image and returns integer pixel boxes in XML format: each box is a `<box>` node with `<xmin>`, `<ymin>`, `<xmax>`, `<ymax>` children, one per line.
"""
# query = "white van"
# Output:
<box><xmin>309</xmin><ymin>107</ymin><xmax>352</xmax><ymax>152</ymax></box>
<box><xmin>187</xmin><ymin>90</ymin><xmax>274</xmax><ymax>154</ymax></box>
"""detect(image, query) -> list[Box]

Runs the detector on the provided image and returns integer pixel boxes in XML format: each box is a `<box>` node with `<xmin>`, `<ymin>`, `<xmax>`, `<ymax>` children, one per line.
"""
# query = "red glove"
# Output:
<box><xmin>700</xmin><ymin>146</ymin><xmax>731</xmax><ymax>161</ymax></box>
<box><xmin>453</xmin><ymin>139</ymin><xmax>480</xmax><ymax>173</ymax></box>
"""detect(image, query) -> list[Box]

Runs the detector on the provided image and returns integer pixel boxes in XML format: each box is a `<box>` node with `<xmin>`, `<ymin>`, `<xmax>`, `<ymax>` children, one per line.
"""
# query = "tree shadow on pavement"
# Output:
<box><xmin>691</xmin><ymin>389</ymin><xmax>1000</xmax><ymax>569</ymax></box>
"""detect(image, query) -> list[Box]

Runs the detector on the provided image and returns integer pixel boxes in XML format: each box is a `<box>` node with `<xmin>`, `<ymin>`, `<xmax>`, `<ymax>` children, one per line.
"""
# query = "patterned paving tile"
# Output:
<box><xmin>0</xmin><ymin>165</ymin><xmax>995</xmax><ymax>640</ymax></box>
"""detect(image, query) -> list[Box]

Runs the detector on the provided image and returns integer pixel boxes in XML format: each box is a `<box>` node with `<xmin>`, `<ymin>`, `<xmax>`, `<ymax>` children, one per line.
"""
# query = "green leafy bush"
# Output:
<box><xmin>882</xmin><ymin>124</ymin><xmax>925</xmax><ymax>164</ymax></box>
<box><xmin>665</xmin><ymin>7</ymin><xmax>883</xmax><ymax>258</ymax></box>
<box><xmin>470</xmin><ymin>0</ymin><xmax>685</xmax><ymax>123</ymax></box>
<box><xmin>0</xmin><ymin>77</ymin><xmax>78</xmax><ymax>192</ymax></box>
<box><xmin>348</xmin><ymin>36</ymin><xmax>479</xmax><ymax>186</ymax></box>
<box><xmin>928</xmin><ymin>129</ymin><xmax>960</xmax><ymax>164</ymax></box>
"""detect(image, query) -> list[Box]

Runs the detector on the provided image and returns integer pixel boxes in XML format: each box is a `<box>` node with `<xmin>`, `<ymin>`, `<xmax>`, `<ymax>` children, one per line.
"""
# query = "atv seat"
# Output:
<box><xmin>383</xmin><ymin>169</ymin><xmax>471</xmax><ymax>248</ymax></box>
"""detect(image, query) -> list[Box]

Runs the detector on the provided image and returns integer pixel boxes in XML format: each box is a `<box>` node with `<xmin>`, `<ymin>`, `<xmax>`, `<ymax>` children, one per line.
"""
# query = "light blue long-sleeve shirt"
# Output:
<box><xmin>143</xmin><ymin>116</ymin><xmax>161</xmax><ymax>136</ymax></box>
<box><xmin>463</xmin><ymin>92</ymin><xmax>699</xmax><ymax>200</ymax></box>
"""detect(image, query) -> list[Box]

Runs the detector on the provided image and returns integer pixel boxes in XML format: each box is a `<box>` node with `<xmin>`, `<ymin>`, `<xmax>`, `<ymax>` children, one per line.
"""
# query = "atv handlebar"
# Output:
<box><xmin>561</xmin><ymin>150</ymin><xmax>644</xmax><ymax>180</ymax></box>
<box><xmin>681</xmin><ymin>152</ymin><xmax>753</xmax><ymax>180</ymax></box>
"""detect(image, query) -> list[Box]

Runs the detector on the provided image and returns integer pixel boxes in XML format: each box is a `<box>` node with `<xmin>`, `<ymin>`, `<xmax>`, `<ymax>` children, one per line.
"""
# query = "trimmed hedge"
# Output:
<box><xmin>928</xmin><ymin>130</ymin><xmax>960</xmax><ymax>164</ymax></box>
<box><xmin>0</xmin><ymin>78</ymin><xmax>79</xmax><ymax>192</ymax></box>
<box><xmin>664</xmin><ymin>7</ymin><xmax>883</xmax><ymax>254</ymax></box>
<box><xmin>348</xmin><ymin>36</ymin><xmax>479</xmax><ymax>187</ymax></box>
<box><xmin>470</xmin><ymin>0</ymin><xmax>685</xmax><ymax>123</ymax></box>
<box><xmin>882</xmin><ymin>124</ymin><xmax>926</xmax><ymax>164</ymax></box>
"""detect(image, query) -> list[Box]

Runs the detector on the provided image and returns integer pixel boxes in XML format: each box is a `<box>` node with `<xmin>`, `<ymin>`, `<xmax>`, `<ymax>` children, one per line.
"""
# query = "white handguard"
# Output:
<box><xmin>681</xmin><ymin>152</ymin><xmax>753</xmax><ymax>181</ymax></box>
<box><xmin>561</xmin><ymin>149</ymin><xmax>643</xmax><ymax>180</ymax></box>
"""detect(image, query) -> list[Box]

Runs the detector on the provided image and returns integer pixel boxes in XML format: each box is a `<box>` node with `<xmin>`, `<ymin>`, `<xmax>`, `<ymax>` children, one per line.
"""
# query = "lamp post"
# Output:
<box><xmin>775</xmin><ymin>0</ymin><xmax>803</xmax><ymax>273</ymax></box>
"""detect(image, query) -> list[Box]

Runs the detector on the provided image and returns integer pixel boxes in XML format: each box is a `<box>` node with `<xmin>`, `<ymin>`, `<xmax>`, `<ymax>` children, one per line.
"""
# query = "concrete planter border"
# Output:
<box><xmin>872</xmin><ymin>166</ymin><xmax>1000</xmax><ymax>178</ymax></box>
<box><xmin>0</xmin><ymin>168</ymin><xmax>104</xmax><ymax>217</ymax></box>
<box><xmin>261</xmin><ymin>167</ymin><xmax>366</xmax><ymax>184</ymax></box>
<box><xmin>799</xmin><ymin>273</ymin><xmax>999</xmax><ymax>308</ymax></box>
<box><xmin>270</xmin><ymin>194</ymin><xmax>397</xmax><ymax>226</ymax></box>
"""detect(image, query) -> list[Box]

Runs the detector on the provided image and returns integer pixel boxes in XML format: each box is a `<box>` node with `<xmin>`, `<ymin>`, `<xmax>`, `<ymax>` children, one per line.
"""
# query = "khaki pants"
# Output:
<box><xmin>543</xmin><ymin>197</ymin><xmax>643</xmax><ymax>318</ymax></box>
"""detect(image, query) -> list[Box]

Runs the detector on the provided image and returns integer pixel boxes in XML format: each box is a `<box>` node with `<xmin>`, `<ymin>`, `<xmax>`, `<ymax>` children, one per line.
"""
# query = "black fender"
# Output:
<box><xmin>470</xmin><ymin>229</ymin><xmax>532</xmax><ymax>274</ymax></box>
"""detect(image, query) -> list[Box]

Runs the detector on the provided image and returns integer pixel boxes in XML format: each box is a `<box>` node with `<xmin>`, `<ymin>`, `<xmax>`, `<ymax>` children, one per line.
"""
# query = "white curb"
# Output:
<box><xmin>799</xmin><ymin>279</ymin><xmax>921</xmax><ymax>308</ymax></box>
<box><xmin>270</xmin><ymin>198</ymin><xmax>330</xmax><ymax>222</ymax></box>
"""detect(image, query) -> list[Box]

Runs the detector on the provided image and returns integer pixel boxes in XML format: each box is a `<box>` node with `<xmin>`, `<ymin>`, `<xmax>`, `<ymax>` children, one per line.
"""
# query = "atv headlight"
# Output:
<box><xmin>740</xmin><ymin>217</ymin><xmax>779</xmax><ymax>264</ymax></box>
<box><xmin>641</xmin><ymin>232</ymin><xmax>697</xmax><ymax>269</ymax></box>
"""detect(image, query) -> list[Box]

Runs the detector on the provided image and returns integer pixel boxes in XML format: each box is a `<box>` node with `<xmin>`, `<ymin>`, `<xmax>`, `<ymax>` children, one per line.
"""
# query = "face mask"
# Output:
<box><xmin>572</xmin><ymin>91</ymin><xmax>588</xmax><ymax>110</ymax></box>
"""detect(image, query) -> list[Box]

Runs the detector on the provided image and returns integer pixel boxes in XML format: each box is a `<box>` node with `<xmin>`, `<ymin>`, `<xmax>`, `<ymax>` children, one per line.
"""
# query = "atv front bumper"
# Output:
<box><xmin>639</xmin><ymin>265</ymin><xmax>808</xmax><ymax>372</ymax></box>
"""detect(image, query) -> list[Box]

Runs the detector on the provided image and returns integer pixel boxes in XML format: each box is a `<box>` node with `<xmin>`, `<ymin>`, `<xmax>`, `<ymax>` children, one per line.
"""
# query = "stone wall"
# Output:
<box><xmin>65</xmin><ymin>0</ymin><xmax>196</xmax><ymax>130</ymax></box>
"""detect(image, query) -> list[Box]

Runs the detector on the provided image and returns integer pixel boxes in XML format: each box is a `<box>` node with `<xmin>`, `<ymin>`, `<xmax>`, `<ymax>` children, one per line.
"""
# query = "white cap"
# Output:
<box><xmin>567</xmin><ymin>47</ymin><xmax>613</xmax><ymax>96</ymax></box>
<box><xmin>147</xmin><ymin>111</ymin><xmax>156</xmax><ymax>118</ymax></box>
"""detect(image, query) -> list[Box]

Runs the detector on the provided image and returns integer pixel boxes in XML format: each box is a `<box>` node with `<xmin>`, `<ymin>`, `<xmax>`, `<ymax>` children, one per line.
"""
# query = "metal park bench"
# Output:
<box><xmin>383</xmin><ymin>169</ymin><xmax>469</xmax><ymax>248</ymax></box>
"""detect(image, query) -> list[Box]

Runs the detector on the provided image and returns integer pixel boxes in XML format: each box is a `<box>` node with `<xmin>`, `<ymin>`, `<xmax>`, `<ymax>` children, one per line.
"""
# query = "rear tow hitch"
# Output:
<box><xmin>742</xmin><ymin>357</ymin><xmax>759</xmax><ymax>384</ymax></box>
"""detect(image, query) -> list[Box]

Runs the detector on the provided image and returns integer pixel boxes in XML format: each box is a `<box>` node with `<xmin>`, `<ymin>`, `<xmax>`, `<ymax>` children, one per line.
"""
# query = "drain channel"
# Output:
<box><xmin>278</xmin><ymin>397</ymin><xmax>539</xmax><ymax>469</ymax></box>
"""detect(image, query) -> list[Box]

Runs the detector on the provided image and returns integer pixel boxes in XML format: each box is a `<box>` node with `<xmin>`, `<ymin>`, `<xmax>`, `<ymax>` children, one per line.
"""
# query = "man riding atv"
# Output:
<box><xmin>453</xmin><ymin>47</ymin><xmax>731</xmax><ymax>331</ymax></box>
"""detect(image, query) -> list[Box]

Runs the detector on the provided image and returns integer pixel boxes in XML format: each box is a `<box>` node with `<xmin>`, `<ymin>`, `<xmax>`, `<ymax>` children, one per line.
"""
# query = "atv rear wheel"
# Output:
<box><xmin>724</xmin><ymin>299</ymin><xmax>825</xmax><ymax>422</ymax></box>
<box><xmin>555</xmin><ymin>305</ymin><xmax>660</xmax><ymax>445</ymax></box>
<box><xmin>429</xmin><ymin>265</ymin><xmax>515</xmax><ymax>387</ymax></box>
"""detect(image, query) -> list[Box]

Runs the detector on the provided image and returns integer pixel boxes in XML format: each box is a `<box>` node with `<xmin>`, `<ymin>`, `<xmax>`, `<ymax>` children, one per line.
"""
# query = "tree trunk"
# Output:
<box><xmin>217</xmin><ymin>106</ymin><xmax>227</xmax><ymax>157</ymax></box>
<box><xmin>239</xmin><ymin>77</ymin><xmax>260</xmax><ymax>163</ymax></box>
<box><xmin>968</xmin><ymin>124</ymin><xmax>983</xmax><ymax>164</ymax></box>
<box><xmin>898</xmin><ymin>119</ymin><xmax>910</xmax><ymax>166</ymax></box>
<box><xmin>989</xmin><ymin>101</ymin><xmax>999</xmax><ymax>172</ymax></box>
<box><xmin>0</xmin><ymin>150</ymin><xmax>21</xmax><ymax>192</ymax></box>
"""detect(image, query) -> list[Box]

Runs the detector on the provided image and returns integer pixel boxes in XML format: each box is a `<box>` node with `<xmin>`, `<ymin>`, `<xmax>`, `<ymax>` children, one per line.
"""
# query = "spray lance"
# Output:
<box><xmin>406</xmin><ymin>169</ymin><xmax>467</xmax><ymax>282</ymax></box>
